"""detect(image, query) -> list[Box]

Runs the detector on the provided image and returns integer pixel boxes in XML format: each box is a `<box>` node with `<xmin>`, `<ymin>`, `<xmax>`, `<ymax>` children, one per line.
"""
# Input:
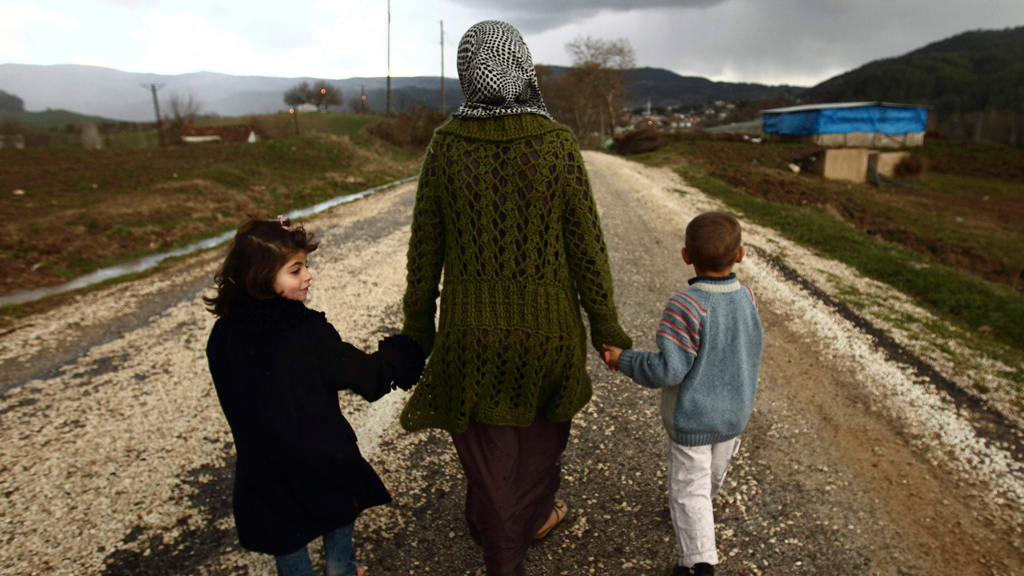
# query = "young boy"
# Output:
<box><xmin>602</xmin><ymin>211</ymin><xmax>763</xmax><ymax>576</ymax></box>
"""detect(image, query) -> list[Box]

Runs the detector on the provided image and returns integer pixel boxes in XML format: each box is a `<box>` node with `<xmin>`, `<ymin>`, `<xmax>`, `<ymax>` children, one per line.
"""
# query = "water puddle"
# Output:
<box><xmin>0</xmin><ymin>176</ymin><xmax>418</xmax><ymax>307</ymax></box>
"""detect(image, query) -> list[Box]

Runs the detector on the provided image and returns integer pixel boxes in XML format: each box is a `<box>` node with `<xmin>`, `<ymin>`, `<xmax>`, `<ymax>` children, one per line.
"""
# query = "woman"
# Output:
<box><xmin>400</xmin><ymin>20</ymin><xmax>632</xmax><ymax>576</ymax></box>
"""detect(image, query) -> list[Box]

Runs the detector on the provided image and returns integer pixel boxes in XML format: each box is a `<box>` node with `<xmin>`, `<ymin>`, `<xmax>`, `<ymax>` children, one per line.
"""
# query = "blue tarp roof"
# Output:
<box><xmin>761</xmin><ymin>102</ymin><xmax>929</xmax><ymax>136</ymax></box>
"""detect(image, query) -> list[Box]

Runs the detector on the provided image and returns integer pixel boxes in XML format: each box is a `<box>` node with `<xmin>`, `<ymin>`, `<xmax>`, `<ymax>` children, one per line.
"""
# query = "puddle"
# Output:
<box><xmin>0</xmin><ymin>176</ymin><xmax>418</xmax><ymax>307</ymax></box>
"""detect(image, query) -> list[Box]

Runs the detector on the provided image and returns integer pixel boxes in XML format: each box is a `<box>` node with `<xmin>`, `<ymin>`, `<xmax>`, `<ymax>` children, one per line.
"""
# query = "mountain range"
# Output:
<box><xmin>2</xmin><ymin>24</ymin><xmax>1020</xmax><ymax>123</ymax></box>
<box><xmin>807</xmin><ymin>25</ymin><xmax>1024</xmax><ymax>119</ymax></box>
<box><xmin>0</xmin><ymin>62</ymin><xmax>801</xmax><ymax>122</ymax></box>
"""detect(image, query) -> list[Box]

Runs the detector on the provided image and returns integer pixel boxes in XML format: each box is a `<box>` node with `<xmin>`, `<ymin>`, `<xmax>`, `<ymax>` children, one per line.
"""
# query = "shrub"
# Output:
<box><xmin>613</xmin><ymin>127</ymin><xmax>668</xmax><ymax>156</ymax></box>
<box><xmin>895</xmin><ymin>154</ymin><xmax>928</xmax><ymax>177</ymax></box>
<box><xmin>249</xmin><ymin>114</ymin><xmax>294</xmax><ymax>140</ymax></box>
<box><xmin>364</xmin><ymin>107</ymin><xmax>445</xmax><ymax>149</ymax></box>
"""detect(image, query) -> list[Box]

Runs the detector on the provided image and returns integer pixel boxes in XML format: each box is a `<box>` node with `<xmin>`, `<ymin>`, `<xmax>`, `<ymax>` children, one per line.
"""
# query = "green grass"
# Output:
<box><xmin>675</xmin><ymin>165</ymin><xmax>1024</xmax><ymax>354</ymax></box>
<box><xmin>196</xmin><ymin>111</ymin><xmax>373</xmax><ymax>137</ymax></box>
<box><xmin>0</xmin><ymin>109</ymin><xmax>114</xmax><ymax>129</ymax></box>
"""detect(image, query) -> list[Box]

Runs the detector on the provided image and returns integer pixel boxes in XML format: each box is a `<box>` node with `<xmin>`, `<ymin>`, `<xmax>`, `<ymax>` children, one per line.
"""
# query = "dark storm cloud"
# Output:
<box><xmin>492</xmin><ymin>0</ymin><xmax>1024</xmax><ymax>85</ymax></box>
<box><xmin>446</xmin><ymin>0</ymin><xmax>730</xmax><ymax>33</ymax></box>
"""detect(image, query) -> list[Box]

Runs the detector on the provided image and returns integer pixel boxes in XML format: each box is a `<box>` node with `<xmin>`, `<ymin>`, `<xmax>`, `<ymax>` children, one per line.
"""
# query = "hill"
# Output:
<box><xmin>808</xmin><ymin>26</ymin><xmax>1024</xmax><ymax>119</ymax></box>
<box><xmin>0</xmin><ymin>64</ymin><xmax>464</xmax><ymax>121</ymax></box>
<box><xmin>0</xmin><ymin>109</ymin><xmax>116</xmax><ymax>130</ymax></box>
<box><xmin>0</xmin><ymin>63</ymin><xmax>803</xmax><ymax>122</ymax></box>
<box><xmin>626</xmin><ymin>67</ymin><xmax>804</xmax><ymax>108</ymax></box>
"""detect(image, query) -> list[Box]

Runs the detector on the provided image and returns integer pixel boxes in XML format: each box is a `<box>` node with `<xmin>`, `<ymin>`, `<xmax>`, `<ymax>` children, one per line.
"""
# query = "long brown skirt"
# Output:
<box><xmin>451</xmin><ymin>413</ymin><xmax>572</xmax><ymax>576</ymax></box>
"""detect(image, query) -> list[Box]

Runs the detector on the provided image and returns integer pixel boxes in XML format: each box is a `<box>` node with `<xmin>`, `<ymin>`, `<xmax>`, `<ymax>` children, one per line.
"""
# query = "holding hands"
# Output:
<box><xmin>601</xmin><ymin>344</ymin><xmax>623</xmax><ymax>371</ymax></box>
<box><xmin>378</xmin><ymin>334</ymin><xmax>426</xmax><ymax>391</ymax></box>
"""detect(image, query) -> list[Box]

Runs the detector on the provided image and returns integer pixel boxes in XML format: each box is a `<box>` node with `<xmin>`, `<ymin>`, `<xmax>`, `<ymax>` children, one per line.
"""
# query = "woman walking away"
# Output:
<box><xmin>205</xmin><ymin>217</ymin><xmax>424</xmax><ymax>576</ymax></box>
<box><xmin>400</xmin><ymin>20</ymin><xmax>632</xmax><ymax>576</ymax></box>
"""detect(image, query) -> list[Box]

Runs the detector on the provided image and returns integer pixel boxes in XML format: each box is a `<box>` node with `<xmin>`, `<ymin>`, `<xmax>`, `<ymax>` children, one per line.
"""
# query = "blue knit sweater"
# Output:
<box><xmin>619</xmin><ymin>274</ymin><xmax>763</xmax><ymax>446</ymax></box>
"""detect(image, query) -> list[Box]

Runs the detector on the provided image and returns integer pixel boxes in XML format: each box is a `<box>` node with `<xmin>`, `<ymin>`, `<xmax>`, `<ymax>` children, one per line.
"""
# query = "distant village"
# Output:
<box><xmin>618</xmin><ymin>100</ymin><xmax>739</xmax><ymax>134</ymax></box>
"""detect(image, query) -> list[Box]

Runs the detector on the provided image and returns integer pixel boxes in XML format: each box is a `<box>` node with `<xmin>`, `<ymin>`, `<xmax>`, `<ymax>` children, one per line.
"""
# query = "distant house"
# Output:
<box><xmin>296</xmin><ymin>103</ymin><xmax>318</xmax><ymax>113</ymax></box>
<box><xmin>761</xmin><ymin>102</ymin><xmax>929</xmax><ymax>148</ymax></box>
<box><xmin>181</xmin><ymin>124</ymin><xmax>257</xmax><ymax>144</ymax></box>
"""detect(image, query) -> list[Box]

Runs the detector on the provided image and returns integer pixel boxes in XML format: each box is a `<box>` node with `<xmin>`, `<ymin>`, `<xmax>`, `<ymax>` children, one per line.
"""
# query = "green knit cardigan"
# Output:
<box><xmin>400</xmin><ymin>113</ymin><xmax>632</xmax><ymax>433</ymax></box>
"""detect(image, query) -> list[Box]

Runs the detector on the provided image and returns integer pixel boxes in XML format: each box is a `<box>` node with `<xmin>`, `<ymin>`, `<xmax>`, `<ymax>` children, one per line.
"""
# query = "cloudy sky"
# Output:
<box><xmin>2</xmin><ymin>0</ymin><xmax>1022</xmax><ymax>86</ymax></box>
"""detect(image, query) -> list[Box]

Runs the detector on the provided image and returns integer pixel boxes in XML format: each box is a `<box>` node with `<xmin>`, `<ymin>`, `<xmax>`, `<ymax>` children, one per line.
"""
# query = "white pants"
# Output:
<box><xmin>666</xmin><ymin>437</ymin><xmax>741</xmax><ymax>568</ymax></box>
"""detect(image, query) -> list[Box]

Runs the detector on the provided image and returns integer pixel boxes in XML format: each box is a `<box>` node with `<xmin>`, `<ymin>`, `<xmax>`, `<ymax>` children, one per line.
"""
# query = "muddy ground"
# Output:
<box><xmin>0</xmin><ymin>152</ymin><xmax>1021</xmax><ymax>576</ymax></box>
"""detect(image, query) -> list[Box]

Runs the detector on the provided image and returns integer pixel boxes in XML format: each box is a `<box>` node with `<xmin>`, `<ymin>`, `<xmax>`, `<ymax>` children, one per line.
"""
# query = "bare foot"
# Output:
<box><xmin>356</xmin><ymin>566</ymin><xmax>367</xmax><ymax>576</ymax></box>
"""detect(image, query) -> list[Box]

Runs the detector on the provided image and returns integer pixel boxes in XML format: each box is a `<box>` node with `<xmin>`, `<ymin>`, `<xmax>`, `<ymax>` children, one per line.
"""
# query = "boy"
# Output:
<box><xmin>602</xmin><ymin>211</ymin><xmax>763</xmax><ymax>576</ymax></box>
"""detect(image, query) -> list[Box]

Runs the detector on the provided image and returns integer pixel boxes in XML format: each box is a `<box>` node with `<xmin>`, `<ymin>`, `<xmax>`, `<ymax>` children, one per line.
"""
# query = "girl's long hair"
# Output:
<box><xmin>204</xmin><ymin>217</ymin><xmax>319</xmax><ymax>317</ymax></box>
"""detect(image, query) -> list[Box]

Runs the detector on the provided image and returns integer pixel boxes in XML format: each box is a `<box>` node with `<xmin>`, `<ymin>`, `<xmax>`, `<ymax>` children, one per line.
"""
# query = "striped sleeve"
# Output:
<box><xmin>617</xmin><ymin>292</ymin><xmax>705</xmax><ymax>389</ymax></box>
<box><xmin>659</xmin><ymin>294</ymin><xmax>703</xmax><ymax>355</ymax></box>
<box><xmin>743</xmin><ymin>284</ymin><xmax>758</xmax><ymax>310</ymax></box>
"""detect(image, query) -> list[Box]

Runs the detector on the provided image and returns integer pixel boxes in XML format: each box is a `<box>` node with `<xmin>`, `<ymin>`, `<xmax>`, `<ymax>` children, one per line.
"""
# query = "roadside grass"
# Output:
<box><xmin>196</xmin><ymin>112</ymin><xmax>374</xmax><ymax>138</ymax></box>
<box><xmin>0</xmin><ymin>249</ymin><xmax>216</xmax><ymax>330</ymax></box>
<box><xmin>0</xmin><ymin>119</ymin><xmax>421</xmax><ymax>297</ymax></box>
<box><xmin>630</xmin><ymin>137</ymin><xmax>1024</xmax><ymax>291</ymax></box>
<box><xmin>669</xmin><ymin>164</ymin><xmax>1024</xmax><ymax>372</ymax></box>
<box><xmin>916</xmin><ymin>140</ymin><xmax>1024</xmax><ymax>182</ymax></box>
<box><xmin>0</xmin><ymin>109</ymin><xmax>112</xmax><ymax>130</ymax></box>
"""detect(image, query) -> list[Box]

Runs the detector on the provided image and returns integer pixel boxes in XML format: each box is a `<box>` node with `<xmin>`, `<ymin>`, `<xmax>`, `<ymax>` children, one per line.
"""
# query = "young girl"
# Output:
<box><xmin>205</xmin><ymin>216</ymin><xmax>424</xmax><ymax>576</ymax></box>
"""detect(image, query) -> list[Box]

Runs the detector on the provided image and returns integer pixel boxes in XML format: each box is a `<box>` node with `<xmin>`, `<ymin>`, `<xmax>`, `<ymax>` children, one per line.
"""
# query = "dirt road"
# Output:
<box><xmin>1</xmin><ymin>152</ymin><xmax>1022</xmax><ymax>576</ymax></box>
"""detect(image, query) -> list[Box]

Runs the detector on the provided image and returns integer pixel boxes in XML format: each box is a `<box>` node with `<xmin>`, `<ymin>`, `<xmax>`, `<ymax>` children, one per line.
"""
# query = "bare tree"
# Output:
<box><xmin>284</xmin><ymin>81</ymin><xmax>342</xmax><ymax>111</ymax></box>
<box><xmin>284</xmin><ymin>82</ymin><xmax>313</xmax><ymax>107</ymax></box>
<box><xmin>310</xmin><ymin>80</ymin><xmax>342</xmax><ymax>111</ymax></box>
<box><xmin>564</xmin><ymin>36</ymin><xmax>636</xmax><ymax>139</ymax></box>
<box><xmin>165</xmin><ymin>93</ymin><xmax>203</xmax><ymax>138</ymax></box>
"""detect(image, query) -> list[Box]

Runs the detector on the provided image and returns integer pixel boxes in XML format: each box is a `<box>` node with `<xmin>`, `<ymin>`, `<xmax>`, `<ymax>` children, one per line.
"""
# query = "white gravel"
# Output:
<box><xmin>1</xmin><ymin>153</ymin><xmax>1021</xmax><ymax>575</ymax></box>
<box><xmin>0</xmin><ymin>184</ymin><xmax>417</xmax><ymax>575</ymax></box>
<box><xmin>581</xmin><ymin>151</ymin><xmax>1023</xmax><ymax>534</ymax></box>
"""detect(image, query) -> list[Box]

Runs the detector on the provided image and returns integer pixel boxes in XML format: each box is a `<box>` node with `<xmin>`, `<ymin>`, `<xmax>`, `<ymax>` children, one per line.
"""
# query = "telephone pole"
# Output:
<box><xmin>440</xmin><ymin>19</ymin><xmax>445</xmax><ymax>115</ymax></box>
<box><xmin>386</xmin><ymin>0</ymin><xmax>391</xmax><ymax>115</ymax></box>
<box><xmin>141</xmin><ymin>83</ymin><xmax>165</xmax><ymax>145</ymax></box>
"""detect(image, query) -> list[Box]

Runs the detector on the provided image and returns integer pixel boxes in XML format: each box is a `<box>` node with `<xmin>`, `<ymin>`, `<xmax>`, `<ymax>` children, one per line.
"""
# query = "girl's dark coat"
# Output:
<box><xmin>205</xmin><ymin>293</ymin><xmax>398</xmax><ymax>556</ymax></box>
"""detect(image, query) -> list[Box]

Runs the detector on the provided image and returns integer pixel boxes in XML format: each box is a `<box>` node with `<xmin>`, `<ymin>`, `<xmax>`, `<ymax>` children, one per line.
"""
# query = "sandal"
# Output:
<box><xmin>474</xmin><ymin>567</ymin><xmax>486</xmax><ymax>576</ymax></box>
<box><xmin>534</xmin><ymin>499</ymin><xmax>568</xmax><ymax>540</ymax></box>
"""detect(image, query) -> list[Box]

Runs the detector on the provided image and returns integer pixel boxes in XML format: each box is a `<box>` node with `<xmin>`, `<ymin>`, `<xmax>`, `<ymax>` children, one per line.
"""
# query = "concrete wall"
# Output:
<box><xmin>806</xmin><ymin>148</ymin><xmax>870</xmax><ymax>183</ymax></box>
<box><xmin>811</xmin><ymin>131</ymin><xmax>925</xmax><ymax>148</ymax></box>
<box><xmin>869</xmin><ymin>151</ymin><xmax>912</xmax><ymax>178</ymax></box>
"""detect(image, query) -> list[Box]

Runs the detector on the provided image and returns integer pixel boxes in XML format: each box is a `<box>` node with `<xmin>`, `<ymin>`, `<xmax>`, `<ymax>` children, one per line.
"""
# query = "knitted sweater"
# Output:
<box><xmin>618</xmin><ymin>275</ymin><xmax>763</xmax><ymax>446</ymax></box>
<box><xmin>401</xmin><ymin>113</ymin><xmax>632</xmax><ymax>433</ymax></box>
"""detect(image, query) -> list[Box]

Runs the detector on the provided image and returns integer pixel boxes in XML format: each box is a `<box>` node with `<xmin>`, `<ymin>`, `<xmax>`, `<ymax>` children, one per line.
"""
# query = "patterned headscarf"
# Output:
<box><xmin>453</xmin><ymin>20</ymin><xmax>553</xmax><ymax>121</ymax></box>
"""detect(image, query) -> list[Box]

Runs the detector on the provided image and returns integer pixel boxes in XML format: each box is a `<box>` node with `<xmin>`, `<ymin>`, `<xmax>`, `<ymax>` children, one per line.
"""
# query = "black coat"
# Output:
<box><xmin>205</xmin><ymin>292</ymin><xmax>422</xmax><ymax>556</ymax></box>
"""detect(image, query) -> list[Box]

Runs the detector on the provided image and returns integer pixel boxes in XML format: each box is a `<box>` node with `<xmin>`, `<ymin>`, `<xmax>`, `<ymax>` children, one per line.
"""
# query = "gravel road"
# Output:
<box><xmin>1</xmin><ymin>152</ymin><xmax>1022</xmax><ymax>576</ymax></box>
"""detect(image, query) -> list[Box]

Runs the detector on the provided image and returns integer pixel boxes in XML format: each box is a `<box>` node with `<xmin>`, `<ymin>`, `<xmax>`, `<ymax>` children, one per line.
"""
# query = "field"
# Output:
<box><xmin>0</xmin><ymin>112</ymin><xmax>421</xmax><ymax>304</ymax></box>
<box><xmin>0</xmin><ymin>109</ymin><xmax>114</xmax><ymax>130</ymax></box>
<box><xmin>629</xmin><ymin>135</ymin><xmax>1024</xmax><ymax>358</ymax></box>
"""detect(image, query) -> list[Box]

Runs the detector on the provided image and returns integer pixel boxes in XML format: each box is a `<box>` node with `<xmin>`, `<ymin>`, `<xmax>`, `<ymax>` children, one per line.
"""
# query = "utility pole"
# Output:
<box><xmin>141</xmin><ymin>83</ymin><xmax>165</xmax><ymax>145</ymax></box>
<box><xmin>386</xmin><ymin>0</ymin><xmax>391</xmax><ymax>115</ymax></box>
<box><xmin>440</xmin><ymin>19</ymin><xmax>445</xmax><ymax>115</ymax></box>
<box><xmin>360</xmin><ymin>83</ymin><xmax>366</xmax><ymax>114</ymax></box>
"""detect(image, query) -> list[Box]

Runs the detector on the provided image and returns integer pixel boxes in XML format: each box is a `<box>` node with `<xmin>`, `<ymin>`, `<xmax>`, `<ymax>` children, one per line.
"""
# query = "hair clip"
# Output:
<box><xmin>270</xmin><ymin>215</ymin><xmax>291</xmax><ymax>230</ymax></box>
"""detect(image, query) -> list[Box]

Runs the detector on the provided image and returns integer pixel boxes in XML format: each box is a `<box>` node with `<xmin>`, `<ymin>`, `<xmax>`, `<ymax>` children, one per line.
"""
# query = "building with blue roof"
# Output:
<box><xmin>762</xmin><ymin>102</ymin><xmax>929</xmax><ymax>148</ymax></box>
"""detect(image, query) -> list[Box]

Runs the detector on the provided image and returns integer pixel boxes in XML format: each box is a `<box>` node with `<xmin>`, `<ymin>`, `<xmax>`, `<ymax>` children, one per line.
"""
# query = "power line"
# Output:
<box><xmin>440</xmin><ymin>19</ymin><xmax>445</xmax><ymax>115</ymax></box>
<box><xmin>140</xmin><ymin>83</ymin><xmax>165</xmax><ymax>145</ymax></box>
<box><xmin>386</xmin><ymin>0</ymin><xmax>391</xmax><ymax>115</ymax></box>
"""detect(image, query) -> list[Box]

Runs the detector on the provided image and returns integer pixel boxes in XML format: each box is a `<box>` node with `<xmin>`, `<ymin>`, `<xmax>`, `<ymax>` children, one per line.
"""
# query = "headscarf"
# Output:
<box><xmin>452</xmin><ymin>20</ymin><xmax>553</xmax><ymax>121</ymax></box>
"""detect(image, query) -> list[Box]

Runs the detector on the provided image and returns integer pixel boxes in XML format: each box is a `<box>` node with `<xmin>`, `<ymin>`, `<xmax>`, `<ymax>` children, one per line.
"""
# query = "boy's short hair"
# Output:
<box><xmin>685</xmin><ymin>212</ymin><xmax>742</xmax><ymax>273</ymax></box>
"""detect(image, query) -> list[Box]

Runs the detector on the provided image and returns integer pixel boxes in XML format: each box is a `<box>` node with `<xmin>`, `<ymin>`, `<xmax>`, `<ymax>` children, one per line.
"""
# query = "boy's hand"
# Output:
<box><xmin>601</xmin><ymin>344</ymin><xmax>622</xmax><ymax>371</ymax></box>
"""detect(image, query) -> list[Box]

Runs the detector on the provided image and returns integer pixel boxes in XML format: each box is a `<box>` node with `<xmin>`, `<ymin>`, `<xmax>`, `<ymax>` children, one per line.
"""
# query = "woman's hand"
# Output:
<box><xmin>601</xmin><ymin>344</ymin><xmax>622</xmax><ymax>371</ymax></box>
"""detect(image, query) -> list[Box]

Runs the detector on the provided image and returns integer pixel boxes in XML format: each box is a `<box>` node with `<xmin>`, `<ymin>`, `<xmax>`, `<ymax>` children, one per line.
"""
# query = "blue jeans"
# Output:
<box><xmin>274</xmin><ymin>524</ymin><xmax>359</xmax><ymax>576</ymax></box>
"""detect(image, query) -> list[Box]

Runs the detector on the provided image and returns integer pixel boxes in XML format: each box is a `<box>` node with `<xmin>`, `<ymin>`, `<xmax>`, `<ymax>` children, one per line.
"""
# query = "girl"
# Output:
<box><xmin>205</xmin><ymin>216</ymin><xmax>423</xmax><ymax>576</ymax></box>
